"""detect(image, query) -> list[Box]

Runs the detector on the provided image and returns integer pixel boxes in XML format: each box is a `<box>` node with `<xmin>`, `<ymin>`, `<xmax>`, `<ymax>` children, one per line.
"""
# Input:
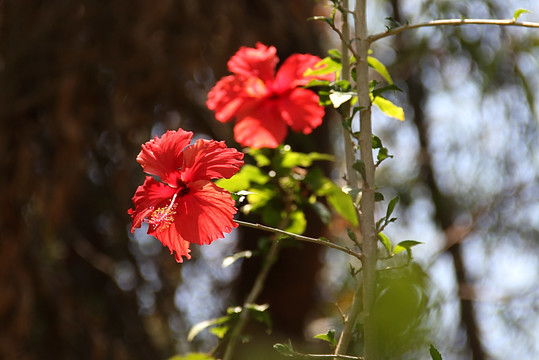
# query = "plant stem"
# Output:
<box><xmin>222</xmin><ymin>236</ymin><xmax>280</xmax><ymax>360</ymax></box>
<box><xmin>369</xmin><ymin>18</ymin><xmax>539</xmax><ymax>43</ymax></box>
<box><xmin>235</xmin><ymin>220</ymin><xmax>362</xmax><ymax>261</ymax></box>
<box><xmin>356</xmin><ymin>0</ymin><xmax>377</xmax><ymax>357</ymax></box>
<box><xmin>340</xmin><ymin>0</ymin><xmax>361</xmax><ymax>195</ymax></box>
<box><xmin>335</xmin><ymin>0</ymin><xmax>377</xmax><ymax>358</ymax></box>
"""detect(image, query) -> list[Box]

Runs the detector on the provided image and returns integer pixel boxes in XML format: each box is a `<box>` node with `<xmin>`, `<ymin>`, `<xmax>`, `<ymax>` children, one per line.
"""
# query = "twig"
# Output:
<box><xmin>235</xmin><ymin>220</ymin><xmax>362</xmax><ymax>261</ymax></box>
<box><xmin>222</xmin><ymin>236</ymin><xmax>280</xmax><ymax>360</ymax></box>
<box><xmin>369</xmin><ymin>18</ymin><xmax>539</xmax><ymax>43</ymax></box>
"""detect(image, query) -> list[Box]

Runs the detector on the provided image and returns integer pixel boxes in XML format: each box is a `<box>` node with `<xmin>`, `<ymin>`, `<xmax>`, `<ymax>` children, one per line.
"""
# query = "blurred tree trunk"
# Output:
<box><xmin>390</xmin><ymin>1</ymin><xmax>486</xmax><ymax>359</ymax></box>
<box><xmin>0</xmin><ymin>1</ymin><xmax>327</xmax><ymax>358</ymax></box>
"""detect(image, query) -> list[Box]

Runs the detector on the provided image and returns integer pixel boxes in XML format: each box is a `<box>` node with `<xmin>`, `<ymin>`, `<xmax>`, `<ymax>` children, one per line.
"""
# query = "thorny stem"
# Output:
<box><xmin>335</xmin><ymin>0</ymin><xmax>377</xmax><ymax>358</ymax></box>
<box><xmin>369</xmin><ymin>18</ymin><xmax>539</xmax><ymax>43</ymax></box>
<box><xmin>235</xmin><ymin>220</ymin><xmax>362</xmax><ymax>261</ymax></box>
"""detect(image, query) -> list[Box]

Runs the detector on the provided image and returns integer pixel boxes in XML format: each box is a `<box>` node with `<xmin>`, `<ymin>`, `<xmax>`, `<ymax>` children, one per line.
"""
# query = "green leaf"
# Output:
<box><xmin>378</xmin><ymin>232</ymin><xmax>392</xmax><ymax>255</ymax></box>
<box><xmin>352</xmin><ymin>160</ymin><xmax>366</xmax><ymax>180</ymax></box>
<box><xmin>327</xmin><ymin>48</ymin><xmax>342</xmax><ymax>61</ymax></box>
<box><xmin>368</xmin><ymin>56</ymin><xmax>393</xmax><ymax>84</ymax></box>
<box><xmin>246</xmin><ymin>303</ymin><xmax>272</xmax><ymax>331</ymax></box>
<box><xmin>273</xmin><ymin>342</ymin><xmax>295</xmax><ymax>357</ymax></box>
<box><xmin>329</xmin><ymin>90</ymin><xmax>356</xmax><ymax>108</ymax></box>
<box><xmin>372</xmin><ymin>84</ymin><xmax>402</xmax><ymax>98</ymax></box>
<box><xmin>374</xmin><ymin>192</ymin><xmax>385</xmax><ymax>202</ymax></box>
<box><xmin>393</xmin><ymin>240</ymin><xmax>423</xmax><ymax>255</ymax></box>
<box><xmin>248</xmin><ymin>149</ymin><xmax>272</xmax><ymax>167</ymax></box>
<box><xmin>314</xmin><ymin>329</ymin><xmax>337</xmax><ymax>347</ymax></box>
<box><xmin>304</xmin><ymin>78</ymin><xmax>331</xmax><ymax>88</ymax></box>
<box><xmin>215</xmin><ymin>165</ymin><xmax>269</xmax><ymax>192</ymax></box>
<box><xmin>429</xmin><ymin>344</ymin><xmax>443</xmax><ymax>360</ymax></box>
<box><xmin>285</xmin><ymin>210</ymin><xmax>307</xmax><ymax>234</ymax></box>
<box><xmin>372</xmin><ymin>135</ymin><xmax>383</xmax><ymax>149</ymax></box>
<box><xmin>513</xmin><ymin>8</ymin><xmax>531</xmax><ymax>21</ymax></box>
<box><xmin>187</xmin><ymin>315</ymin><xmax>230</xmax><ymax>342</ymax></box>
<box><xmin>386</xmin><ymin>196</ymin><xmax>399</xmax><ymax>219</ymax></box>
<box><xmin>377</xmin><ymin>147</ymin><xmax>393</xmax><ymax>164</ymax></box>
<box><xmin>168</xmin><ymin>354</ymin><xmax>215</xmax><ymax>360</ymax></box>
<box><xmin>303</xmin><ymin>169</ymin><xmax>358</xmax><ymax>226</ymax></box>
<box><xmin>347</xmin><ymin>227</ymin><xmax>357</xmax><ymax>242</ymax></box>
<box><xmin>222</xmin><ymin>250</ymin><xmax>252</xmax><ymax>268</ymax></box>
<box><xmin>245</xmin><ymin>186</ymin><xmax>276</xmax><ymax>212</ymax></box>
<box><xmin>280</xmin><ymin>151</ymin><xmax>334</xmax><ymax>168</ymax></box>
<box><xmin>326</xmin><ymin>185</ymin><xmax>358</xmax><ymax>227</ymax></box>
<box><xmin>209</xmin><ymin>326</ymin><xmax>229</xmax><ymax>339</ymax></box>
<box><xmin>304</xmin><ymin>56</ymin><xmax>341</xmax><ymax>77</ymax></box>
<box><xmin>372</xmin><ymin>96</ymin><xmax>405</xmax><ymax>121</ymax></box>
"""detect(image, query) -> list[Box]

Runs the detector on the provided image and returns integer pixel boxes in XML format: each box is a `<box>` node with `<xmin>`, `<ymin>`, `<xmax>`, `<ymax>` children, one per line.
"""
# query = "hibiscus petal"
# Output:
<box><xmin>233</xmin><ymin>103</ymin><xmax>288</xmax><ymax>149</ymax></box>
<box><xmin>279</xmin><ymin>88</ymin><xmax>325</xmax><ymax>134</ymax></box>
<box><xmin>227</xmin><ymin>42</ymin><xmax>278</xmax><ymax>83</ymax></box>
<box><xmin>136</xmin><ymin>129</ymin><xmax>193</xmax><ymax>185</ymax></box>
<box><xmin>274</xmin><ymin>54</ymin><xmax>333</xmax><ymax>92</ymax></box>
<box><xmin>174</xmin><ymin>180</ymin><xmax>238</xmax><ymax>246</ymax></box>
<box><xmin>181</xmin><ymin>139</ymin><xmax>244</xmax><ymax>183</ymax></box>
<box><xmin>129</xmin><ymin>177</ymin><xmax>177</xmax><ymax>232</ymax></box>
<box><xmin>206</xmin><ymin>75</ymin><xmax>251</xmax><ymax>123</ymax></box>
<box><xmin>150</xmin><ymin>223</ymin><xmax>192</xmax><ymax>263</ymax></box>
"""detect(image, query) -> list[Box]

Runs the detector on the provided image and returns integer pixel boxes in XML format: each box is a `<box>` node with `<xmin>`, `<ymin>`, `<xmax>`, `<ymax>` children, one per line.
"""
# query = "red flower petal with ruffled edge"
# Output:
<box><xmin>181</xmin><ymin>139</ymin><xmax>244</xmax><ymax>183</ymax></box>
<box><xmin>227</xmin><ymin>42</ymin><xmax>278</xmax><ymax>83</ymax></box>
<box><xmin>233</xmin><ymin>103</ymin><xmax>288</xmax><ymax>149</ymax></box>
<box><xmin>279</xmin><ymin>87</ymin><xmax>326</xmax><ymax>134</ymax></box>
<box><xmin>206</xmin><ymin>75</ymin><xmax>253</xmax><ymax>123</ymax></box>
<box><xmin>136</xmin><ymin>129</ymin><xmax>192</xmax><ymax>185</ymax></box>
<box><xmin>170</xmin><ymin>180</ymin><xmax>239</xmax><ymax>246</ymax></box>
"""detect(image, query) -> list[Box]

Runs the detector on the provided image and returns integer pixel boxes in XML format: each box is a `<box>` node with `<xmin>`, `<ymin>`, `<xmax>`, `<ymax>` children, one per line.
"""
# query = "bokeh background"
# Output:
<box><xmin>1</xmin><ymin>0</ymin><xmax>538</xmax><ymax>359</ymax></box>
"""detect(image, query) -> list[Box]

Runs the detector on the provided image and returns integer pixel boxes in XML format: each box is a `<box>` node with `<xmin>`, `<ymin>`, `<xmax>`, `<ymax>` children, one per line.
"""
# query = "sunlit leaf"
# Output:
<box><xmin>372</xmin><ymin>96</ymin><xmax>405</xmax><ymax>121</ymax></box>
<box><xmin>326</xmin><ymin>185</ymin><xmax>359</xmax><ymax>227</ymax></box>
<box><xmin>393</xmin><ymin>240</ymin><xmax>423</xmax><ymax>255</ymax></box>
<box><xmin>216</xmin><ymin>165</ymin><xmax>269</xmax><ymax>192</ymax></box>
<box><xmin>188</xmin><ymin>315</ymin><xmax>229</xmax><ymax>342</ymax></box>
<box><xmin>368</xmin><ymin>56</ymin><xmax>393</xmax><ymax>84</ymax></box>
<box><xmin>246</xmin><ymin>303</ymin><xmax>272</xmax><ymax>330</ymax></box>
<box><xmin>378</xmin><ymin>232</ymin><xmax>392</xmax><ymax>254</ymax></box>
<box><xmin>304</xmin><ymin>56</ymin><xmax>341</xmax><ymax>77</ymax></box>
<box><xmin>285</xmin><ymin>210</ymin><xmax>307</xmax><ymax>234</ymax></box>
<box><xmin>513</xmin><ymin>8</ymin><xmax>531</xmax><ymax>21</ymax></box>
<box><xmin>314</xmin><ymin>329</ymin><xmax>337</xmax><ymax>347</ymax></box>
<box><xmin>280</xmin><ymin>151</ymin><xmax>333</xmax><ymax>168</ymax></box>
<box><xmin>222</xmin><ymin>250</ymin><xmax>252</xmax><ymax>268</ymax></box>
<box><xmin>209</xmin><ymin>326</ymin><xmax>228</xmax><ymax>339</ymax></box>
<box><xmin>329</xmin><ymin>90</ymin><xmax>356</xmax><ymax>108</ymax></box>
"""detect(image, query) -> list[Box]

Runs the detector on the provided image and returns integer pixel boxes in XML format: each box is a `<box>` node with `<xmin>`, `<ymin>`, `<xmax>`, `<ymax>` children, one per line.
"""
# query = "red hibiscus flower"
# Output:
<box><xmin>207</xmin><ymin>42</ymin><xmax>333</xmax><ymax>149</ymax></box>
<box><xmin>128</xmin><ymin>128</ymin><xmax>244</xmax><ymax>263</ymax></box>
